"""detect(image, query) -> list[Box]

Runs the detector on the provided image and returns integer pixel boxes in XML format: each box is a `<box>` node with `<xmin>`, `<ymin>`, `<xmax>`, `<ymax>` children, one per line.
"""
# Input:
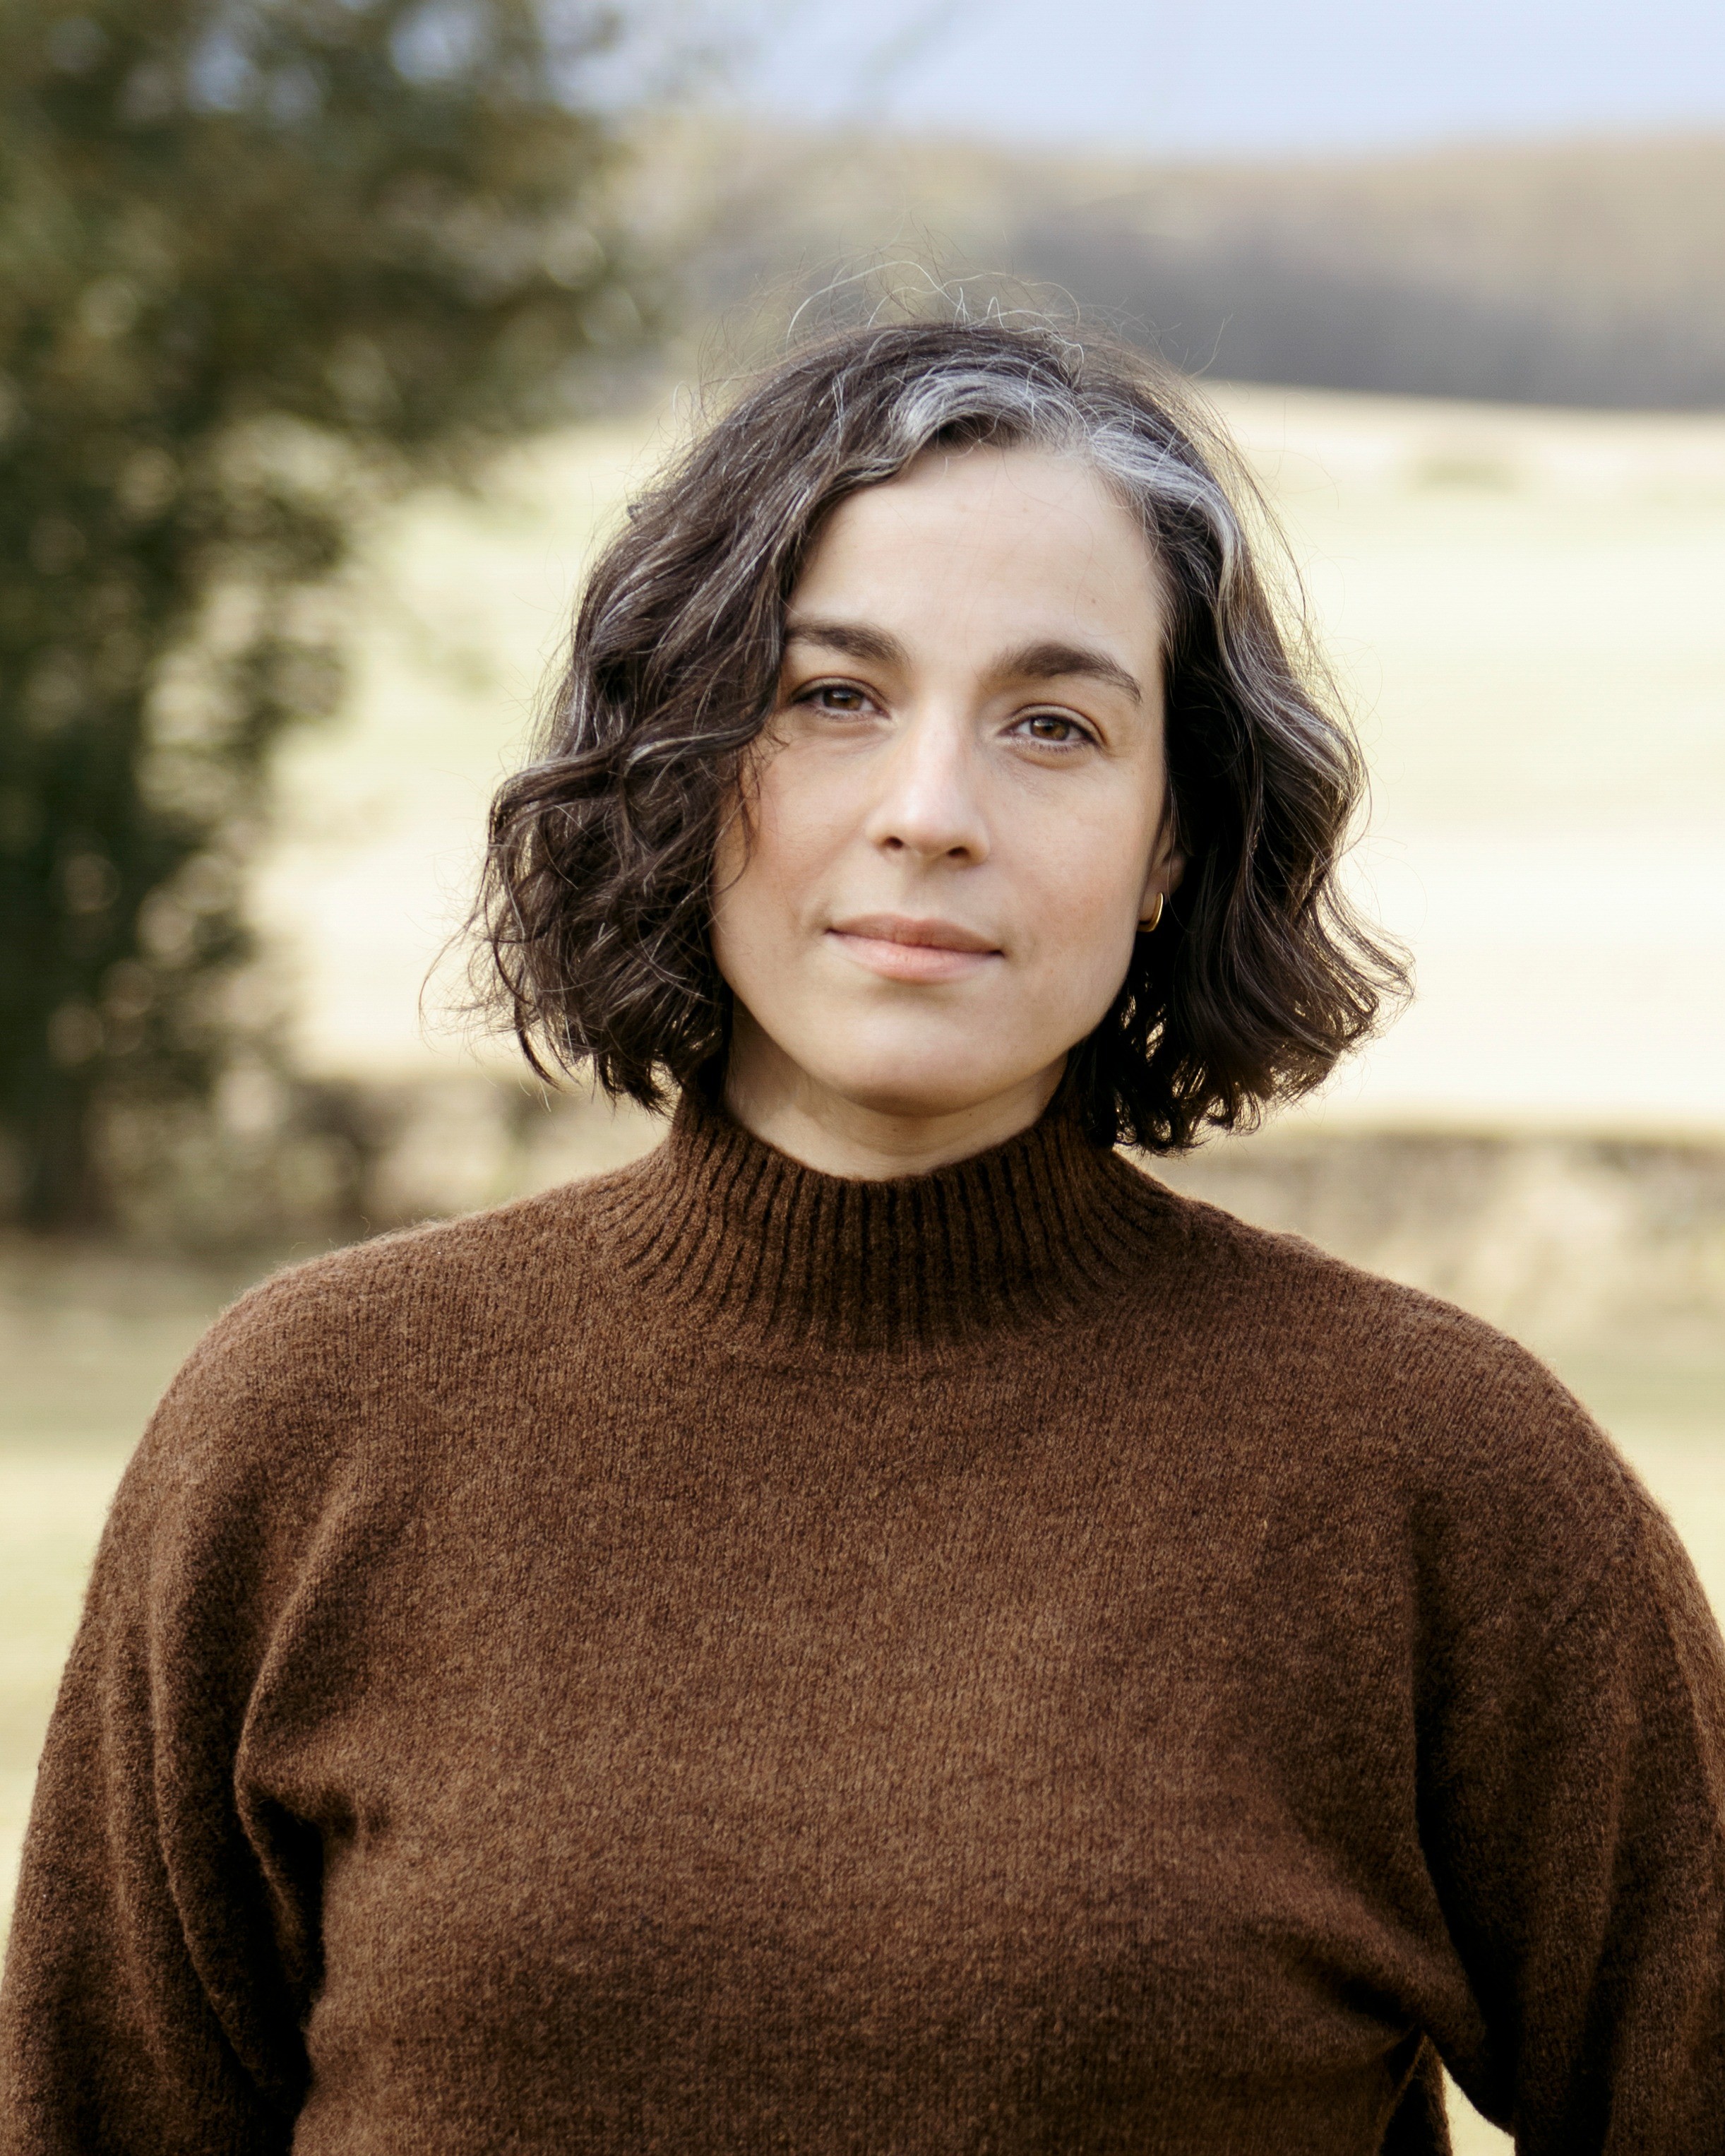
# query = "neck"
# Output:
<box><xmin>592</xmin><ymin>1080</ymin><xmax>1166</xmax><ymax>1355</ymax></box>
<box><xmin>721</xmin><ymin>1011</ymin><xmax>1066</xmax><ymax>1181</ymax></box>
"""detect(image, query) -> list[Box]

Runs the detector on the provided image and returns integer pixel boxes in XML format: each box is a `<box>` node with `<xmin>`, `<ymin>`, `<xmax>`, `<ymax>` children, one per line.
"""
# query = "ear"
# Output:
<box><xmin>1138</xmin><ymin>814</ymin><xmax>1186</xmax><ymax>917</ymax></box>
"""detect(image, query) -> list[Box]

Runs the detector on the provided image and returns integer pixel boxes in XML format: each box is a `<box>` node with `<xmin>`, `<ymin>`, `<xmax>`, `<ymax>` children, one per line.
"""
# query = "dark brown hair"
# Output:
<box><xmin>476</xmin><ymin>318</ymin><xmax>1407</xmax><ymax>1150</ymax></box>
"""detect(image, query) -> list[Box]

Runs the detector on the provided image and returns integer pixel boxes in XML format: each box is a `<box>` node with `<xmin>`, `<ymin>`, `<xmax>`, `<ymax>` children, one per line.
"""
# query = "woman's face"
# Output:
<box><xmin>710</xmin><ymin>442</ymin><xmax>1181</xmax><ymax>1165</ymax></box>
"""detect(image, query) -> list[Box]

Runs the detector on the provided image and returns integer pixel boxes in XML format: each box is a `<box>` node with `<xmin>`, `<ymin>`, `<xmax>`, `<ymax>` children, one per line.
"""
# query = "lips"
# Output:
<box><xmin>831</xmin><ymin>914</ymin><xmax>997</xmax><ymax>953</ymax></box>
<box><xmin>825</xmin><ymin>913</ymin><xmax>1001</xmax><ymax>984</ymax></box>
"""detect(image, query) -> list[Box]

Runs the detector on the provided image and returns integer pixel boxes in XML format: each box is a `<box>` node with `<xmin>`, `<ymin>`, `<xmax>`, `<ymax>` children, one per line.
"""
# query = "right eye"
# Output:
<box><xmin>796</xmin><ymin>679</ymin><xmax>874</xmax><ymax>715</ymax></box>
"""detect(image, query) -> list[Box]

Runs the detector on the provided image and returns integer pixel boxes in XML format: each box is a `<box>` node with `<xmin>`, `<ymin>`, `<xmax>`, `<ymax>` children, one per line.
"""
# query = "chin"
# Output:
<box><xmin>813</xmin><ymin>1050</ymin><xmax>1035</xmax><ymax>1126</ymax></box>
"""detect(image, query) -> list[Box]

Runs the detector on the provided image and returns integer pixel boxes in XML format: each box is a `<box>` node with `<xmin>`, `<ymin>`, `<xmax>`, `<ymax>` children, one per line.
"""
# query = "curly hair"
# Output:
<box><xmin>475</xmin><ymin>317</ymin><xmax>1407</xmax><ymax>1151</ymax></box>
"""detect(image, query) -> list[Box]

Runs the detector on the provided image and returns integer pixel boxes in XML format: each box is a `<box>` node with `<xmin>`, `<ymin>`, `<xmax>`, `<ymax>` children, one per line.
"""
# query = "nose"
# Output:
<box><xmin>861</xmin><ymin>710</ymin><xmax>991</xmax><ymax>866</ymax></box>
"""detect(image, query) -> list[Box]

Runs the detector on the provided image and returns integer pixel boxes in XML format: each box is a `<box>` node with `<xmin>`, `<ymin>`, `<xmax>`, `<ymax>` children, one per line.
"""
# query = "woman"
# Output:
<box><xmin>4</xmin><ymin>321</ymin><xmax>1722</xmax><ymax>2155</ymax></box>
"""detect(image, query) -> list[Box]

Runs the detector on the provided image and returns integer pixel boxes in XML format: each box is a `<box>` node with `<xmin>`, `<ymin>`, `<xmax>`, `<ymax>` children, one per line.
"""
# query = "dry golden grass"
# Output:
<box><xmin>246</xmin><ymin>386</ymin><xmax>1725</xmax><ymax>1145</ymax></box>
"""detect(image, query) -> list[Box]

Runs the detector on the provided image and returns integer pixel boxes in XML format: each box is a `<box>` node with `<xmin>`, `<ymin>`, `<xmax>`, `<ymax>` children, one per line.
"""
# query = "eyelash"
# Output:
<box><xmin>1012</xmin><ymin>713</ymin><xmax>1097</xmax><ymax>749</ymax></box>
<box><xmin>791</xmin><ymin>680</ymin><xmax>1099</xmax><ymax>749</ymax></box>
<box><xmin>796</xmin><ymin>679</ymin><xmax>876</xmax><ymax>715</ymax></box>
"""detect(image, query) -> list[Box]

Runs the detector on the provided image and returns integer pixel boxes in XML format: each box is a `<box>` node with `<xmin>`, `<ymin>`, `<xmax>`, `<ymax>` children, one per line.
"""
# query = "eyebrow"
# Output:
<box><xmin>783</xmin><ymin>619</ymin><xmax>907</xmax><ymax>667</ymax></box>
<box><xmin>783</xmin><ymin>620</ymin><xmax>1145</xmax><ymax>705</ymax></box>
<box><xmin>998</xmin><ymin>638</ymin><xmax>1144</xmax><ymax>705</ymax></box>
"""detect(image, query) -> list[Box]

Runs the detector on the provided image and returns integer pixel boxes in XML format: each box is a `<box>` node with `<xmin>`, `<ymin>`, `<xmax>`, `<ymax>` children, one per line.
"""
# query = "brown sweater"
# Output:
<box><xmin>4</xmin><ymin>1096</ymin><xmax>1724</xmax><ymax>2155</ymax></box>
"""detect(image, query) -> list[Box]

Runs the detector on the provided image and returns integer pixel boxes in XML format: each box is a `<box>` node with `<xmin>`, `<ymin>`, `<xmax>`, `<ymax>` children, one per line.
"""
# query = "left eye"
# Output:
<box><xmin>805</xmin><ymin>683</ymin><xmax>869</xmax><ymax>713</ymax></box>
<box><xmin>1020</xmin><ymin>713</ymin><xmax>1088</xmax><ymax>743</ymax></box>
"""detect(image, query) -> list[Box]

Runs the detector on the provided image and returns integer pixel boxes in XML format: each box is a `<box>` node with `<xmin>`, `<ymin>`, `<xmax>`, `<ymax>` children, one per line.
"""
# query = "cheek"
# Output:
<box><xmin>1016</xmin><ymin>813</ymin><xmax>1155</xmax><ymax>965</ymax></box>
<box><xmin>1000</xmin><ymin>821</ymin><xmax>1157</xmax><ymax>1049</ymax></box>
<box><xmin>710</xmin><ymin>758</ymin><xmax>833</xmax><ymax>973</ymax></box>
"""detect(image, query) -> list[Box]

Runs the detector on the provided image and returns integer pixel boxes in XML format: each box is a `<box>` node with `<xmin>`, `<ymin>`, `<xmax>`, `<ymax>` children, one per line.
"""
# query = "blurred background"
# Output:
<box><xmin>3</xmin><ymin>4</ymin><xmax>1724</xmax><ymax>2142</ymax></box>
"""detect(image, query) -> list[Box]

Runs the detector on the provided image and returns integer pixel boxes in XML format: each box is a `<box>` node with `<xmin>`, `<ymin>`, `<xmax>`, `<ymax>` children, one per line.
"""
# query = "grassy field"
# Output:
<box><xmin>250</xmin><ymin>383</ymin><xmax>1725</xmax><ymax>1142</ymax></box>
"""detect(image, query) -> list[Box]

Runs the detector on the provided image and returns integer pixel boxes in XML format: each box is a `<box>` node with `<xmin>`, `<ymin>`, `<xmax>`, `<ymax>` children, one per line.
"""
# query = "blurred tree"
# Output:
<box><xmin>0</xmin><ymin>0</ymin><xmax>647</xmax><ymax>1227</ymax></box>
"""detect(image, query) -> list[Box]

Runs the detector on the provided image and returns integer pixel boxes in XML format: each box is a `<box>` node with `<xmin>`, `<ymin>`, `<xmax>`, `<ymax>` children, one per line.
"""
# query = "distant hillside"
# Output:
<box><xmin>631</xmin><ymin>125</ymin><xmax>1725</xmax><ymax>409</ymax></box>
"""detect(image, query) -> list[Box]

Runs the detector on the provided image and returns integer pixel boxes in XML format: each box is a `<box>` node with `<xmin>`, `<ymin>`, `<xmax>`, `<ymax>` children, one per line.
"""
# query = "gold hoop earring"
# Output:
<box><xmin>1138</xmin><ymin>892</ymin><xmax>1165</xmax><ymax>933</ymax></box>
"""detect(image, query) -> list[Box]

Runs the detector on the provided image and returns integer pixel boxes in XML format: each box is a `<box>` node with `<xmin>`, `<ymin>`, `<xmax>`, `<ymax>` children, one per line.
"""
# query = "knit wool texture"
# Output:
<box><xmin>4</xmin><ymin>1094</ymin><xmax>1724</xmax><ymax>2154</ymax></box>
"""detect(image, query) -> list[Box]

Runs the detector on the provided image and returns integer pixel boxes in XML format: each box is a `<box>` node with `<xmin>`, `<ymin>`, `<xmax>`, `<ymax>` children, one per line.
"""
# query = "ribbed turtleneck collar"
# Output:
<box><xmin>587</xmin><ymin>1087</ymin><xmax>1171</xmax><ymax>1358</ymax></box>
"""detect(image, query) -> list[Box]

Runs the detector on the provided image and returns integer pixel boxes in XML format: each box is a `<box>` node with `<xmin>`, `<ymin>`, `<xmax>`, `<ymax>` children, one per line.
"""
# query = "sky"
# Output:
<box><xmin>688</xmin><ymin>0</ymin><xmax>1725</xmax><ymax>157</ymax></box>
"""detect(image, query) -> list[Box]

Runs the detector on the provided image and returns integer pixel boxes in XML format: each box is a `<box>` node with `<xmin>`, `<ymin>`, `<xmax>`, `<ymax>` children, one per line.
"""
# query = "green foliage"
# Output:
<box><xmin>0</xmin><ymin>0</ymin><xmax>643</xmax><ymax>1226</ymax></box>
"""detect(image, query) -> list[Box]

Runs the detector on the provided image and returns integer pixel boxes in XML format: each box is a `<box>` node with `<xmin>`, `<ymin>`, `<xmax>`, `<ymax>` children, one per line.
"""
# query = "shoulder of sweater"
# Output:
<box><xmin>129</xmin><ymin>1168</ymin><xmax>639</xmax><ymax>1487</ymax></box>
<box><xmin>1122</xmin><ymin>1166</ymin><xmax>1648</xmax><ymax>1553</ymax></box>
<box><xmin>1126</xmin><ymin>1163</ymin><xmax>1574</xmax><ymax>1388</ymax></box>
<box><xmin>201</xmin><ymin>1162</ymin><xmax>638</xmax><ymax>1347</ymax></box>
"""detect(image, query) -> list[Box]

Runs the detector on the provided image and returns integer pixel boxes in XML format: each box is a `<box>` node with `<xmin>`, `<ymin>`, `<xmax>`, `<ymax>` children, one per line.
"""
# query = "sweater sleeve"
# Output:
<box><xmin>1</xmin><ymin>1316</ymin><xmax>326</xmax><ymax>2155</ymax></box>
<box><xmin>1426</xmin><ymin>1486</ymin><xmax>1725</xmax><ymax>2151</ymax></box>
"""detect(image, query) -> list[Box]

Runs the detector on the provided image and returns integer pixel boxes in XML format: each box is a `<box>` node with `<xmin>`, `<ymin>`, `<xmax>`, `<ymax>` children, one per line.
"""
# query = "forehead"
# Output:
<box><xmin>792</xmin><ymin>444</ymin><xmax>1168</xmax><ymax>649</ymax></box>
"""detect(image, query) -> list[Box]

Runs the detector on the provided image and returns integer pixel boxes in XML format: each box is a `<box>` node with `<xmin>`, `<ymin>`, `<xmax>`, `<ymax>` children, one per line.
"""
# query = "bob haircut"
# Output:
<box><xmin>477</xmin><ymin>318</ymin><xmax>1407</xmax><ymax>1152</ymax></box>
